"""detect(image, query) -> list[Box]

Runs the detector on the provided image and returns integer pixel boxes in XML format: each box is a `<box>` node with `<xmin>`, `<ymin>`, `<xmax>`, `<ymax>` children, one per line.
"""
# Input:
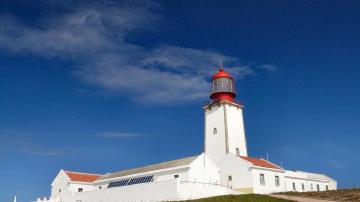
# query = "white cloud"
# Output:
<box><xmin>0</xmin><ymin>5</ymin><xmax>156</xmax><ymax>58</ymax></box>
<box><xmin>143</xmin><ymin>45</ymin><xmax>236</xmax><ymax>74</ymax></box>
<box><xmin>0</xmin><ymin>1</ymin><xmax>276</xmax><ymax>104</ymax></box>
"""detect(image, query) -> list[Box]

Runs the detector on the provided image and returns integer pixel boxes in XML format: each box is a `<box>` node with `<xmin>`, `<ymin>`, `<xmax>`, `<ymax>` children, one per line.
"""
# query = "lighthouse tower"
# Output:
<box><xmin>204</xmin><ymin>66</ymin><xmax>248</xmax><ymax>163</ymax></box>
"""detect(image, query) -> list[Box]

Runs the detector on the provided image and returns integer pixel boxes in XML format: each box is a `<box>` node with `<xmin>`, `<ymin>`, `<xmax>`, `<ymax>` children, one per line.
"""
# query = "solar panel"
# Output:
<box><xmin>107</xmin><ymin>179</ymin><xmax>129</xmax><ymax>188</ymax></box>
<box><xmin>147</xmin><ymin>176</ymin><xmax>153</xmax><ymax>182</ymax></box>
<box><xmin>132</xmin><ymin>178</ymin><xmax>137</xmax><ymax>185</ymax></box>
<box><xmin>128</xmin><ymin>178</ymin><xmax>135</xmax><ymax>185</ymax></box>
<box><xmin>107</xmin><ymin>175</ymin><xmax>153</xmax><ymax>188</ymax></box>
<box><xmin>129</xmin><ymin>178</ymin><xmax>137</xmax><ymax>185</ymax></box>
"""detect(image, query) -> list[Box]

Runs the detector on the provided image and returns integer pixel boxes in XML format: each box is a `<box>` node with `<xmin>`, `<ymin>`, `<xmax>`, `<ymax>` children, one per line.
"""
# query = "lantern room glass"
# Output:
<box><xmin>211</xmin><ymin>77</ymin><xmax>235</xmax><ymax>94</ymax></box>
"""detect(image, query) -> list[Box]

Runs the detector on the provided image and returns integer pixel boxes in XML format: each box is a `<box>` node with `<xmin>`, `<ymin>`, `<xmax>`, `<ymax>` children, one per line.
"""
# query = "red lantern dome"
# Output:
<box><xmin>210</xmin><ymin>67</ymin><xmax>236</xmax><ymax>102</ymax></box>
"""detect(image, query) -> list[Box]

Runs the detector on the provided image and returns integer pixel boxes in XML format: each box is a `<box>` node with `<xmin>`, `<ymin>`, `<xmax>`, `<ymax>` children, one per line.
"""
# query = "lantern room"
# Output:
<box><xmin>210</xmin><ymin>67</ymin><xmax>236</xmax><ymax>102</ymax></box>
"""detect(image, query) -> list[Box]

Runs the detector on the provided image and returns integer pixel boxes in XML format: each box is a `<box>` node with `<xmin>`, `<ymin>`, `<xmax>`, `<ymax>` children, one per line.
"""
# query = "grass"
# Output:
<box><xmin>278</xmin><ymin>189</ymin><xmax>360</xmax><ymax>201</ymax></box>
<box><xmin>175</xmin><ymin>194</ymin><xmax>294</xmax><ymax>202</ymax></box>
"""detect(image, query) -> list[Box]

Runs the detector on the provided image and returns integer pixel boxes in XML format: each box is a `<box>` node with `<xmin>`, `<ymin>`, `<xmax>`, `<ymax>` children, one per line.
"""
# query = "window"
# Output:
<box><xmin>228</xmin><ymin>175</ymin><xmax>232</xmax><ymax>181</ymax></box>
<box><xmin>59</xmin><ymin>189</ymin><xmax>61</xmax><ymax>193</ymax></box>
<box><xmin>275</xmin><ymin>176</ymin><xmax>280</xmax><ymax>187</ymax></box>
<box><xmin>212</xmin><ymin>77</ymin><xmax>235</xmax><ymax>94</ymax></box>
<box><xmin>213</xmin><ymin>128</ymin><xmax>217</xmax><ymax>135</ymax></box>
<box><xmin>174</xmin><ymin>174</ymin><xmax>179</xmax><ymax>179</ymax></box>
<box><xmin>317</xmin><ymin>184</ymin><xmax>320</xmax><ymax>191</ymax></box>
<box><xmin>302</xmin><ymin>183</ymin><xmax>305</xmax><ymax>191</ymax></box>
<box><xmin>311</xmin><ymin>184</ymin><xmax>313</xmax><ymax>191</ymax></box>
<box><xmin>78</xmin><ymin>188</ymin><xmax>83</xmax><ymax>192</ymax></box>
<box><xmin>260</xmin><ymin>174</ymin><xmax>265</xmax><ymax>186</ymax></box>
<box><xmin>236</xmin><ymin>148</ymin><xmax>240</xmax><ymax>156</ymax></box>
<box><xmin>99</xmin><ymin>186</ymin><xmax>102</xmax><ymax>190</ymax></box>
<box><xmin>326</xmin><ymin>185</ymin><xmax>329</xmax><ymax>191</ymax></box>
<box><xmin>292</xmin><ymin>182</ymin><xmax>296</xmax><ymax>191</ymax></box>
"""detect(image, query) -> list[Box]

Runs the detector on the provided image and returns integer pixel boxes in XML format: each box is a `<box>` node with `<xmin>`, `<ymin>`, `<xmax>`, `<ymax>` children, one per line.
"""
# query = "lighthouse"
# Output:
<box><xmin>204</xmin><ymin>66</ymin><xmax>248</xmax><ymax>163</ymax></box>
<box><xmin>36</xmin><ymin>64</ymin><xmax>337</xmax><ymax>202</ymax></box>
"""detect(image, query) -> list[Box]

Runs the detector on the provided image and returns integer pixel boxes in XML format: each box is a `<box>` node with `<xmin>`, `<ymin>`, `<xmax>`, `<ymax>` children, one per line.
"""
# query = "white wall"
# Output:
<box><xmin>188</xmin><ymin>154</ymin><xmax>220</xmax><ymax>184</ymax></box>
<box><xmin>284</xmin><ymin>177</ymin><xmax>307</xmax><ymax>192</ymax></box>
<box><xmin>177</xmin><ymin>181</ymin><xmax>240</xmax><ymax>200</ymax></box>
<box><xmin>205</xmin><ymin>104</ymin><xmax>227</xmax><ymax>163</ymax></box>
<box><xmin>284</xmin><ymin>177</ymin><xmax>334</xmax><ymax>192</ymax></box>
<box><xmin>62</xmin><ymin>180</ymin><xmax>179</xmax><ymax>202</ymax></box>
<box><xmin>204</xmin><ymin>101</ymin><xmax>248</xmax><ymax>164</ymax></box>
<box><xmin>68</xmin><ymin>182</ymin><xmax>96</xmax><ymax>193</ymax></box>
<box><xmin>154</xmin><ymin>169</ymin><xmax>189</xmax><ymax>182</ymax></box>
<box><xmin>217</xmin><ymin>154</ymin><xmax>253</xmax><ymax>191</ymax></box>
<box><xmin>284</xmin><ymin>170</ymin><xmax>337</xmax><ymax>192</ymax></box>
<box><xmin>250</xmin><ymin>168</ymin><xmax>336</xmax><ymax>194</ymax></box>
<box><xmin>251</xmin><ymin>167</ymin><xmax>285</xmax><ymax>194</ymax></box>
<box><xmin>40</xmin><ymin>179</ymin><xmax>241</xmax><ymax>202</ymax></box>
<box><xmin>50</xmin><ymin>170</ymin><xmax>71</xmax><ymax>198</ymax></box>
<box><xmin>225</xmin><ymin>104</ymin><xmax>247</xmax><ymax>157</ymax></box>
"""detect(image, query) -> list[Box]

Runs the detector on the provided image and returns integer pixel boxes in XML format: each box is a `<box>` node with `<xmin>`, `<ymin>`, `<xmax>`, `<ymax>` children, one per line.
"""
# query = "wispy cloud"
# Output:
<box><xmin>0</xmin><ymin>1</ymin><xmax>276</xmax><ymax>104</ymax></box>
<box><xmin>0</xmin><ymin>129</ymin><xmax>152</xmax><ymax>157</ymax></box>
<box><xmin>96</xmin><ymin>131</ymin><xmax>149</xmax><ymax>139</ymax></box>
<box><xmin>258</xmin><ymin>64</ymin><xmax>278</xmax><ymax>72</ymax></box>
<box><xmin>0</xmin><ymin>130</ymin><xmax>64</xmax><ymax>156</ymax></box>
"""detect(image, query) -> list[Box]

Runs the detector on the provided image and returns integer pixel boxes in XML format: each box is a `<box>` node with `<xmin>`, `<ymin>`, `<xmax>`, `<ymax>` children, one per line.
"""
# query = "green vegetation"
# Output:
<box><xmin>175</xmin><ymin>194</ymin><xmax>294</xmax><ymax>202</ymax></box>
<box><xmin>279</xmin><ymin>189</ymin><xmax>360</xmax><ymax>201</ymax></box>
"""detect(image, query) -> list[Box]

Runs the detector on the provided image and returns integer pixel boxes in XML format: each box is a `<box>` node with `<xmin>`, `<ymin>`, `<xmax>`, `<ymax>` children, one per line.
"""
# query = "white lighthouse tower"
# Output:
<box><xmin>204</xmin><ymin>66</ymin><xmax>248</xmax><ymax>163</ymax></box>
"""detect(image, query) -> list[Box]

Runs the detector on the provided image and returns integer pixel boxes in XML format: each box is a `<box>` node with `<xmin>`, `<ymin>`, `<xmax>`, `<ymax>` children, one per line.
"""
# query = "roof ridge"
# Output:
<box><xmin>259</xmin><ymin>158</ymin><xmax>283</xmax><ymax>169</ymax></box>
<box><xmin>64</xmin><ymin>170</ymin><xmax>102</xmax><ymax>176</ymax></box>
<box><xmin>238</xmin><ymin>156</ymin><xmax>281</xmax><ymax>169</ymax></box>
<box><xmin>96</xmin><ymin>154</ymin><xmax>199</xmax><ymax>181</ymax></box>
<box><xmin>108</xmin><ymin>155</ymin><xmax>198</xmax><ymax>173</ymax></box>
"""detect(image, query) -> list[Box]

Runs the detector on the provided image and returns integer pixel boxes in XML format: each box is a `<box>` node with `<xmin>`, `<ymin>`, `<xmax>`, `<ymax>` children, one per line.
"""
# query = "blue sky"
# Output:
<box><xmin>1</xmin><ymin>0</ymin><xmax>360</xmax><ymax>201</ymax></box>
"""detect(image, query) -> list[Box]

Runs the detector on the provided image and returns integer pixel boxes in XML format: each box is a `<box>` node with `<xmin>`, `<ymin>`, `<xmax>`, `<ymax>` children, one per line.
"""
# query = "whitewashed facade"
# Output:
<box><xmin>36</xmin><ymin>68</ymin><xmax>337</xmax><ymax>202</ymax></box>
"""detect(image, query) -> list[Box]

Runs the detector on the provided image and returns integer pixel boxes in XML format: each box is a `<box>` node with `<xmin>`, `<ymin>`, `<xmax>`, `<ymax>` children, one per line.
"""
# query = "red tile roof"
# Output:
<box><xmin>64</xmin><ymin>171</ymin><xmax>102</xmax><ymax>183</ymax></box>
<box><xmin>239</xmin><ymin>156</ymin><xmax>282</xmax><ymax>169</ymax></box>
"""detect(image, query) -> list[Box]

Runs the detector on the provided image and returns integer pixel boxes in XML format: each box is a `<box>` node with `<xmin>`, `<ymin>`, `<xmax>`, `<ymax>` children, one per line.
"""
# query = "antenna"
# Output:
<box><xmin>218</xmin><ymin>59</ymin><xmax>224</xmax><ymax>71</ymax></box>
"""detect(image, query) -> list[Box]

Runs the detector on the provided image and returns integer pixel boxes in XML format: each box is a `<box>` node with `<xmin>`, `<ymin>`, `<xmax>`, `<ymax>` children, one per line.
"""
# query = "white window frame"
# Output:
<box><xmin>260</xmin><ymin>174</ymin><xmax>265</xmax><ymax>186</ymax></box>
<box><xmin>275</xmin><ymin>176</ymin><xmax>280</xmax><ymax>187</ymax></box>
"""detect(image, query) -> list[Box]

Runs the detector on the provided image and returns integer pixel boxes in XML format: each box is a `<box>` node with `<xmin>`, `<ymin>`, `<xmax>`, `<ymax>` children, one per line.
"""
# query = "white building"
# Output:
<box><xmin>36</xmin><ymin>67</ymin><xmax>337</xmax><ymax>202</ymax></box>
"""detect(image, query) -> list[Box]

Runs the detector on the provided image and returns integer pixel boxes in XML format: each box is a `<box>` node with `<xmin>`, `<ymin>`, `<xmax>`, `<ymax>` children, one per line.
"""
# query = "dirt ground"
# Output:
<box><xmin>276</xmin><ymin>189</ymin><xmax>360</xmax><ymax>202</ymax></box>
